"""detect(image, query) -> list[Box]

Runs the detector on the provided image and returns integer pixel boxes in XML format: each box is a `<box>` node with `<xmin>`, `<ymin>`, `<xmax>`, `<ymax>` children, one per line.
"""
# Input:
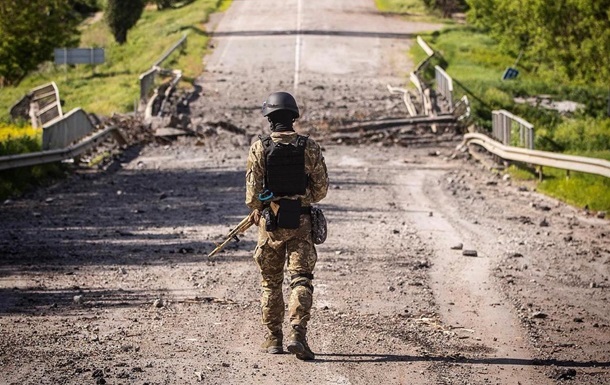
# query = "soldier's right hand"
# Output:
<box><xmin>248</xmin><ymin>209</ymin><xmax>262</xmax><ymax>226</ymax></box>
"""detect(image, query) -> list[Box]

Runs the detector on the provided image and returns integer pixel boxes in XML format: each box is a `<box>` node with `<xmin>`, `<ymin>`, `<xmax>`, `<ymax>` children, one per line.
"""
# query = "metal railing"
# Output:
<box><xmin>414</xmin><ymin>36</ymin><xmax>434</xmax><ymax>72</ymax></box>
<box><xmin>9</xmin><ymin>82</ymin><xmax>63</xmax><ymax>128</ymax></box>
<box><xmin>42</xmin><ymin>108</ymin><xmax>95</xmax><ymax>150</ymax></box>
<box><xmin>153</xmin><ymin>34</ymin><xmax>187</xmax><ymax>68</ymax></box>
<box><xmin>453</xmin><ymin>95</ymin><xmax>471</xmax><ymax>122</ymax></box>
<box><xmin>139</xmin><ymin>67</ymin><xmax>159</xmax><ymax>101</ymax></box>
<box><xmin>139</xmin><ymin>34</ymin><xmax>188</xmax><ymax>105</ymax></box>
<box><xmin>387</xmin><ymin>85</ymin><xmax>417</xmax><ymax>117</ymax></box>
<box><xmin>435</xmin><ymin>65</ymin><xmax>453</xmax><ymax>108</ymax></box>
<box><xmin>0</xmin><ymin>126</ymin><xmax>127</xmax><ymax>171</ymax></box>
<box><xmin>492</xmin><ymin>109</ymin><xmax>534</xmax><ymax>149</ymax></box>
<box><xmin>462</xmin><ymin>133</ymin><xmax>610</xmax><ymax>179</ymax></box>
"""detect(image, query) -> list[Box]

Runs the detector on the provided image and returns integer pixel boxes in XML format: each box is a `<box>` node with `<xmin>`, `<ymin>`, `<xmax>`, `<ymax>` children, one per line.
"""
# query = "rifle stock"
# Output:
<box><xmin>207</xmin><ymin>215</ymin><xmax>253</xmax><ymax>258</ymax></box>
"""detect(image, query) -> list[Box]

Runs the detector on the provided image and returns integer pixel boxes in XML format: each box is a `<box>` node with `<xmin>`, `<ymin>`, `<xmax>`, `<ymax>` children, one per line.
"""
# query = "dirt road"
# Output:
<box><xmin>1</xmin><ymin>1</ymin><xmax>609</xmax><ymax>384</ymax></box>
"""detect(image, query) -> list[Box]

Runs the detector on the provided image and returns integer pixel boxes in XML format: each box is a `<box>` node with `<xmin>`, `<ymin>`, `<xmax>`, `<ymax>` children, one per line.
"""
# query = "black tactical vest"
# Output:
<box><xmin>260</xmin><ymin>134</ymin><xmax>308</xmax><ymax>196</ymax></box>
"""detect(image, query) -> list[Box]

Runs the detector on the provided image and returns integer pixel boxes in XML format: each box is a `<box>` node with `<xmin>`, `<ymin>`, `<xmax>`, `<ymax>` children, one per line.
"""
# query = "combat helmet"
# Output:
<box><xmin>262</xmin><ymin>92</ymin><xmax>300</xmax><ymax>119</ymax></box>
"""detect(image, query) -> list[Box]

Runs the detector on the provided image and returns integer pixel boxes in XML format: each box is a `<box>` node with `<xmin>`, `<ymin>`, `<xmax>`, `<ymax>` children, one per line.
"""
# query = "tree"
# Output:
<box><xmin>154</xmin><ymin>0</ymin><xmax>175</xmax><ymax>10</ymax></box>
<box><xmin>465</xmin><ymin>0</ymin><xmax>610</xmax><ymax>86</ymax></box>
<box><xmin>423</xmin><ymin>0</ymin><xmax>468</xmax><ymax>18</ymax></box>
<box><xmin>0</xmin><ymin>0</ymin><xmax>80</xmax><ymax>85</ymax></box>
<box><xmin>105</xmin><ymin>0</ymin><xmax>146</xmax><ymax>45</ymax></box>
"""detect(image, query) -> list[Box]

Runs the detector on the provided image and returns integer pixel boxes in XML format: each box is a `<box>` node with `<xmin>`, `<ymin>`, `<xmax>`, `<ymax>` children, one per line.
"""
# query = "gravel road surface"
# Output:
<box><xmin>1</xmin><ymin>1</ymin><xmax>608</xmax><ymax>384</ymax></box>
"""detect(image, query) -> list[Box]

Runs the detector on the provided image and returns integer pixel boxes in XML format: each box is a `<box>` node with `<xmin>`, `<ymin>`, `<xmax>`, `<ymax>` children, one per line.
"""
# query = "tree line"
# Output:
<box><xmin>0</xmin><ymin>0</ymin><xmax>185</xmax><ymax>86</ymax></box>
<box><xmin>465</xmin><ymin>0</ymin><xmax>610</xmax><ymax>86</ymax></box>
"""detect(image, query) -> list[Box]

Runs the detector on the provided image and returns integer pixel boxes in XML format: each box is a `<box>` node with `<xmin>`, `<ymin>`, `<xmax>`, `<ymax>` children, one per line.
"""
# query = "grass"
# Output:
<box><xmin>375</xmin><ymin>0</ymin><xmax>427</xmax><ymax>15</ymax></box>
<box><xmin>0</xmin><ymin>0</ymin><xmax>230</xmax><ymax>120</ymax></box>
<box><xmin>407</xmin><ymin>27</ymin><xmax>610</xmax><ymax>211</ymax></box>
<box><xmin>508</xmin><ymin>164</ymin><xmax>610</xmax><ymax>212</ymax></box>
<box><xmin>0</xmin><ymin>0</ymin><xmax>231</xmax><ymax>199</ymax></box>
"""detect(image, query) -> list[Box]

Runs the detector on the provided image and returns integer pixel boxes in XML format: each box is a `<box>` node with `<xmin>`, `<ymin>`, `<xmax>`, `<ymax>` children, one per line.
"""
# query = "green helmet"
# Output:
<box><xmin>262</xmin><ymin>92</ymin><xmax>300</xmax><ymax>119</ymax></box>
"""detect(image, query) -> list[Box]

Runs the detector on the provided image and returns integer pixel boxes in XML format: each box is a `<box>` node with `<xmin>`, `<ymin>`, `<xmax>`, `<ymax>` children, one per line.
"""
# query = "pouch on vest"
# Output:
<box><xmin>276</xmin><ymin>199</ymin><xmax>301</xmax><ymax>229</ymax></box>
<box><xmin>311</xmin><ymin>206</ymin><xmax>327</xmax><ymax>244</ymax></box>
<box><xmin>262</xmin><ymin>206</ymin><xmax>277</xmax><ymax>232</ymax></box>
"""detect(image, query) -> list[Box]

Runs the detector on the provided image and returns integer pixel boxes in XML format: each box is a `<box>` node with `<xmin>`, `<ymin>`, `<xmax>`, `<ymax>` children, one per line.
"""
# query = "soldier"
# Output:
<box><xmin>245</xmin><ymin>91</ymin><xmax>329</xmax><ymax>360</ymax></box>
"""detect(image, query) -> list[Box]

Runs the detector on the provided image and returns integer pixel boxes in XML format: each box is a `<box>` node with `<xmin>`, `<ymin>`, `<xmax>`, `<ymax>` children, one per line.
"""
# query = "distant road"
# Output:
<box><xmin>197</xmin><ymin>0</ymin><xmax>441</xmax><ymax>125</ymax></box>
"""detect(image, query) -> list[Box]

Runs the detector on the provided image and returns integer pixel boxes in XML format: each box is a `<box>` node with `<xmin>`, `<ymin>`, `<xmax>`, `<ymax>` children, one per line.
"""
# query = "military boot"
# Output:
<box><xmin>287</xmin><ymin>325</ymin><xmax>315</xmax><ymax>360</ymax></box>
<box><xmin>261</xmin><ymin>330</ymin><xmax>283</xmax><ymax>354</ymax></box>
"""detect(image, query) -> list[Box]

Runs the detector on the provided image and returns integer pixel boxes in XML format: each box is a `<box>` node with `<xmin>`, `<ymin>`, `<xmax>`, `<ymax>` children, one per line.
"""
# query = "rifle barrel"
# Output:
<box><xmin>207</xmin><ymin>215</ymin><xmax>253</xmax><ymax>258</ymax></box>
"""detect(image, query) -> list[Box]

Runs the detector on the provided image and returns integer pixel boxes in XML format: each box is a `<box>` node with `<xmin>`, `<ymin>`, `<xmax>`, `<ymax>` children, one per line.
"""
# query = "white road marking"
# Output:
<box><xmin>293</xmin><ymin>0</ymin><xmax>303</xmax><ymax>92</ymax></box>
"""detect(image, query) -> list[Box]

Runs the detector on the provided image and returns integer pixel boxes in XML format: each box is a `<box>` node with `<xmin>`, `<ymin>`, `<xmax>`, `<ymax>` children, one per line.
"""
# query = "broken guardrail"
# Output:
<box><xmin>0</xmin><ymin>126</ymin><xmax>127</xmax><ymax>171</ymax></box>
<box><xmin>462</xmin><ymin>133</ymin><xmax>610</xmax><ymax>179</ymax></box>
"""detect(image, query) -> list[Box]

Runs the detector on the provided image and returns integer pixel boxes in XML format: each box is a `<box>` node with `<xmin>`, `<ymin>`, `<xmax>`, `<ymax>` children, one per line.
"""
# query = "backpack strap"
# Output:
<box><xmin>259</xmin><ymin>134</ymin><xmax>272</xmax><ymax>150</ymax></box>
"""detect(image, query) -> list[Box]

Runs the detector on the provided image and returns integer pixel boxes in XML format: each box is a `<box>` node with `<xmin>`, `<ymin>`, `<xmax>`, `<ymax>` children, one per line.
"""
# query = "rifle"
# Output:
<box><xmin>207</xmin><ymin>215</ymin><xmax>254</xmax><ymax>259</ymax></box>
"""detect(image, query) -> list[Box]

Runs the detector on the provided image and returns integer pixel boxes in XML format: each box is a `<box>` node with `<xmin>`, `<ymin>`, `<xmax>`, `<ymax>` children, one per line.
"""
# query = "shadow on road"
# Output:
<box><xmin>208</xmin><ymin>29</ymin><xmax>417</xmax><ymax>39</ymax></box>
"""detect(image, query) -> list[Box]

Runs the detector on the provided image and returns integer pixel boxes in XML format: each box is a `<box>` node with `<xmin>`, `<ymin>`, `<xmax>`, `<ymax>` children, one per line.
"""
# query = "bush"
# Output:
<box><xmin>0</xmin><ymin>123</ymin><xmax>64</xmax><ymax>200</ymax></box>
<box><xmin>553</xmin><ymin>118</ymin><xmax>610</xmax><ymax>153</ymax></box>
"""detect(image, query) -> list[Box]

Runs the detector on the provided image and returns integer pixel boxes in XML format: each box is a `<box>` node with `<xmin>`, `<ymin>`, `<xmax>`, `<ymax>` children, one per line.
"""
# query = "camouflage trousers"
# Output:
<box><xmin>253</xmin><ymin>214</ymin><xmax>317</xmax><ymax>333</ymax></box>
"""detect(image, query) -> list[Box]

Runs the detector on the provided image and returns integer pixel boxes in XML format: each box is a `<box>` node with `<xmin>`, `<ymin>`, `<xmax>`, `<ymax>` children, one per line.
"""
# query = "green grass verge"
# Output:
<box><xmin>375</xmin><ymin>0</ymin><xmax>427</xmax><ymax>15</ymax></box>
<box><xmin>508</xmin><ymin>164</ymin><xmax>610</xmax><ymax>212</ymax></box>
<box><xmin>0</xmin><ymin>0</ymin><xmax>230</xmax><ymax>120</ymax></box>
<box><xmin>0</xmin><ymin>0</ymin><xmax>231</xmax><ymax>199</ymax></box>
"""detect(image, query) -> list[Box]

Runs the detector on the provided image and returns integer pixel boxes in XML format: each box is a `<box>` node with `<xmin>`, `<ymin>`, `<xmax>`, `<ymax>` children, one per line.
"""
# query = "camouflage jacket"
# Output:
<box><xmin>246</xmin><ymin>131</ymin><xmax>328</xmax><ymax>211</ymax></box>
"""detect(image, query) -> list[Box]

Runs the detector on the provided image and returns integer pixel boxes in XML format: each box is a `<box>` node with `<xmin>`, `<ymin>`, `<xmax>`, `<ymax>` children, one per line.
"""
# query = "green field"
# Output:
<box><xmin>0</xmin><ymin>0</ymin><xmax>229</xmax><ymax>121</ymax></box>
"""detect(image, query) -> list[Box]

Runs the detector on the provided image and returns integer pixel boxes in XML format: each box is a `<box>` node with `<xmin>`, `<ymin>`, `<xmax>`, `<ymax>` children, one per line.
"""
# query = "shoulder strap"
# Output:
<box><xmin>259</xmin><ymin>134</ymin><xmax>272</xmax><ymax>149</ymax></box>
<box><xmin>296</xmin><ymin>134</ymin><xmax>308</xmax><ymax>149</ymax></box>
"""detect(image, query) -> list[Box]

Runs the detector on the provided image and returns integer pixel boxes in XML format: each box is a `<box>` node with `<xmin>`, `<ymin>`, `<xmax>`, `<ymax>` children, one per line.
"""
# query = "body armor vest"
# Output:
<box><xmin>260</xmin><ymin>134</ymin><xmax>308</xmax><ymax>197</ymax></box>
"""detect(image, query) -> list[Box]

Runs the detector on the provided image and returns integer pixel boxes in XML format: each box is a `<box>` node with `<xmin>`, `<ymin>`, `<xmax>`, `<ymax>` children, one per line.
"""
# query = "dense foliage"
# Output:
<box><xmin>0</xmin><ymin>0</ymin><xmax>83</xmax><ymax>85</ymax></box>
<box><xmin>422</xmin><ymin>0</ymin><xmax>468</xmax><ymax>17</ymax></box>
<box><xmin>105</xmin><ymin>0</ymin><xmax>146</xmax><ymax>44</ymax></box>
<box><xmin>466</xmin><ymin>0</ymin><xmax>610</xmax><ymax>86</ymax></box>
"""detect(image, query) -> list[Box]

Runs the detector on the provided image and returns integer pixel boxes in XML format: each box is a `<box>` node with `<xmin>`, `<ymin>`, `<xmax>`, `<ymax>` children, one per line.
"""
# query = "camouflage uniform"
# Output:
<box><xmin>246</xmin><ymin>131</ymin><xmax>328</xmax><ymax>335</ymax></box>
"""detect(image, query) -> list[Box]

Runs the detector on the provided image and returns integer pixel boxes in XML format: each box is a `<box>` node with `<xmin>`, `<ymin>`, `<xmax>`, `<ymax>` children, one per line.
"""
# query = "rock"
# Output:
<box><xmin>531</xmin><ymin>311</ymin><xmax>548</xmax><ymax>319</ymax></box>
<box><xmin>551</xmin><ymin>368</ymin><xmax>576</xmax><ymax>380</ymax></box>
<box><xmin>597</xmin><ymin>211</ymin><xmax>607</xmax><ymax>219</ymax></box>
<box><xmin>155</xmin><ymin>127</ymin><xmax>190</xmax><ymax>137</ymax></box>
<box><xmin>73</xmin><ymin>295</ymin><xmax>83</xmax><ymax>304</ymax></box>
<box><xmin>153</xmin><ymin>299</ymin><xmax>164</xmax><ymax>308</ymax></box>
<box><xmin>539</xmin><ymin>218</ymin><xmax>549</xmax><ymax>227</ymax></box>
<box><xmin>573</xmin><ymin>317</ymin><xmax>584</xmax><ymax>323</ymax></box>
<box><xmin>462</xmin><ymin>250</ymin><xmax>478</xmax><ymax>257</ymax></box>
<box><xmin>507</xmin><ymin>252</ymin><xmax>523</xmax><ymax>258</ymax></box>
<box><xmin>450</xmin><ymin>243</ymin><xmax>463</xmax><ymax>250</ymax></box>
